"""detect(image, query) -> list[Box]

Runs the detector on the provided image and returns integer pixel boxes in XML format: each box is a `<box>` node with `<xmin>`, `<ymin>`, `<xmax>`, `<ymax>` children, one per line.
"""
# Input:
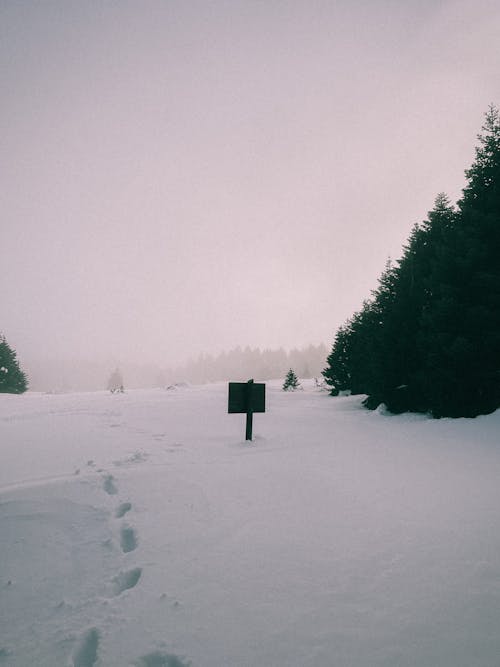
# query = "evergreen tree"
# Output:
<box><xmin>373</xmin><ymin>196</ymin><xmax>456</xmax><ymax>413</ymax></box>
<box><xmin>323</xmin><ymin>324</ymin><xmax>352</xmax><ymax>395</ymax></box>
<box><xmin>324</xmin><ymin>106</ymin><xmax>500</xmax><ymax>417</ymax></box>
<box><xmin>0</xmin><ymin>335</ymin><xmax>28</xmax><ymax>394</ymax></box>
<box><xmin>283</xmin><ymin>368</ymin><xmax>300</xmax><ymax>391</ymax></box>
<box><xmin>420</xmin><ymin>106</ymin><xmax>500</xmax><ymax>416</ymax></box>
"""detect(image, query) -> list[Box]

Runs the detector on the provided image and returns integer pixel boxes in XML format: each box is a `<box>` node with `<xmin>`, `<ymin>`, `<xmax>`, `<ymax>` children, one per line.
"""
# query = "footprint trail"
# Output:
<box><xmin>102</xmin><ymin>474</ymin><xmax>118</xmax><ymax>495</ymax></box>
<box><xmin>115</xmin><ymin>501</ymin><xmax>132</xmax><ymax>518</ymax></box>
<box><xmin>72</xmin><ymin>628</ymin><xmax>99</xmax><ymax>667</ymax></box>
<box><xmin>113</xmin><ymin>567</ymin><xmax>142</xmax><ymax>595</ymax></box>
<box><xmin>120</xmin><ymin>525</ymin><xmax>138</xmax><ymax>553</ymax></box>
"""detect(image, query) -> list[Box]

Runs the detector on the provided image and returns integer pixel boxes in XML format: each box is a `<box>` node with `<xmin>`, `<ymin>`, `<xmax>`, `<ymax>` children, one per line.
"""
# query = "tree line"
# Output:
<box><xmin>167</xmin><ymin>344</ymin><xmax>328</xmax><ymax>385</ymax></box>
<box><xmin>323</xmin><ymin>106</ymin><xmax>500</xmax><ymax>418</ymax></box>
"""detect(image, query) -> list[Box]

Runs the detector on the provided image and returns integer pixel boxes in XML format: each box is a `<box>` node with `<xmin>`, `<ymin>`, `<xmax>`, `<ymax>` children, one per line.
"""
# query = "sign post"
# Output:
<box><xmin>228</xmin><ymin>379</ymin><xmax>265</xmax><ymax>441</ymax></box>
<box><xmin>245</xmin><ymin>379</ymin><xmax>254</xmax><ymax>441</ymax></box>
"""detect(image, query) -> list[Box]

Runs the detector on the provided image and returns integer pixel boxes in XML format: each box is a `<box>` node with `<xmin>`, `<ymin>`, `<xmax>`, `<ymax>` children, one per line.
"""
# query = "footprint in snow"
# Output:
<box><xmin>71</xmin><ymin>628</ymin><xmax>99</xmax><ymax>667</ymax></box>
<box><xmin>0</xmin><ymin>647</ymin><xmax>12</xmax><ymax>661</ymax></box>
<box><xmin>102</xmin><ymin>474</ymin><xmax>118</xmax><ymax>495</ymax></box>
<box><xmin>120</xmin><ymin>525</ymin><xmax>138</xmax><ymax>553</ymax></box>
<box><xmin>115</xmin><ymin>501</ymin><xmax>132</xmax><ymax>518</ymax></box>
<box><xmin>112</xmin><ymin>567</ymin><xmax>142</xmax><ymax>595</ymax></box>
<box><xmin>113</xmin><ymin>451</ymin><xmax>148</xmax><ymax>467</ymax></box>
<box><xmin>133</xmin><ymin>651</ymin><xmax>191</xmax><ymax>667</ymax></box>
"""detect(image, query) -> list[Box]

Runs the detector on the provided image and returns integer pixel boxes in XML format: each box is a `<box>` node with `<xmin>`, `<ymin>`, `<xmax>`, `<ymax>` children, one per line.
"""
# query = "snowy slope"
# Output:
<box><xmin>1</xmin><ymin>382</ymin><xmax>500</xmax><ymax>666</ymax></box>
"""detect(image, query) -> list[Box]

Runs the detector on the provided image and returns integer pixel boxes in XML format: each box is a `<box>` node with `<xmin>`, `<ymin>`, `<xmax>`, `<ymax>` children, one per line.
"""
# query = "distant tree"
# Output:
<box><xmin>283</xmin><ymin>368</ymin><xmax>300</xmax><ymax>391</ymax></box>
<box><xmin>0</xmin><ymin>335</ymin><xmax>28</xmax><ymax>394</ymax></box>
<box><xmin>107</xmin><ymin>368</ymin><xmax>124</xmax><ymax>393</ymax></box>
<box><xmin>168</xmin><ymin>344</ymin><xmax>327</xmax><ymax>384</ymax></box>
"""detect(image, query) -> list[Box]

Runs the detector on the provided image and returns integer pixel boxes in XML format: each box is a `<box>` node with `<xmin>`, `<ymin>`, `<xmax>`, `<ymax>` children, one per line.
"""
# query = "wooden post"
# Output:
<box><xmin>245</xmin><ymin>379</ymin><xmax>254</xmax><ymax>441</ymax></box>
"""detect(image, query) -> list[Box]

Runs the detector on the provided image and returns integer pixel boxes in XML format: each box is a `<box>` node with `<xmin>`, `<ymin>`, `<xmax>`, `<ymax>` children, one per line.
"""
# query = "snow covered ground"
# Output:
<box><xmin>1</xmin><ymin>381</ymin><xmax>500</xmax><ymax>667</ymax></box>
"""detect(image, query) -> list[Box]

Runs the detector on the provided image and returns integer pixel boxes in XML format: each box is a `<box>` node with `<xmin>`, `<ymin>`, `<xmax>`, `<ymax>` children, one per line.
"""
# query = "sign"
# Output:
<box><xmin>228</xmin><ymin>379</ymin><xmax>265</xmax><ymax>440</ymax></box>
<box><xmin>228</xmin><ymin>381</ymin><xmax>265</xmax><ymax>414</ymax></box>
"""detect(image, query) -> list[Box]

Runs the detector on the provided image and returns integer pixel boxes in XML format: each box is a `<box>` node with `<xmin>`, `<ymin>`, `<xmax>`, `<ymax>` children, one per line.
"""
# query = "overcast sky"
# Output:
<box><xmin>2</xmin><ymin>0</ymin><xmax>500</xmax><ymax>369</ymax></box>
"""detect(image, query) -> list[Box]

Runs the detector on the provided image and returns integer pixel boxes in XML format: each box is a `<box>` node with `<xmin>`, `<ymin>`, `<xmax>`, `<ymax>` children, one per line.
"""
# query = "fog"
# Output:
<box><xmin>2</xmin><ymin>1</ymin><xmax>500</xmax><ymax>387</ymax></box>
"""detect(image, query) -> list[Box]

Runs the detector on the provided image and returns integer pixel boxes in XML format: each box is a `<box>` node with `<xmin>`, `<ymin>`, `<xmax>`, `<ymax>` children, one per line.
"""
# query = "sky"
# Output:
<box><xmin>2</xmin><ymin>0</ymin><xmax>500</xmax><ymax>372</ymax></box>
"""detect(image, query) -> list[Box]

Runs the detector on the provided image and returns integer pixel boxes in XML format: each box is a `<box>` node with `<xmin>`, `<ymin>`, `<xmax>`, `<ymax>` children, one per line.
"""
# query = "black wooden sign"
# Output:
<box><xmin>228</xmin><ymin>379</ymin><xmax>265</xmax><ymax>440</ymax></box>
<box><xmin>228</xmin><ymin>381</ymin><xmax>265</xmax><ymax>414</ymax></box>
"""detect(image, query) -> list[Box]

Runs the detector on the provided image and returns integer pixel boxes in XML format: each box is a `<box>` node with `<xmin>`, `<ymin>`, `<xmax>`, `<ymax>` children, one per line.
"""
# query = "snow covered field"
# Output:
<box><xmin>1</xmin><ymin>381</ymin><xmax>500</xmax><ymax>667</ymax></box>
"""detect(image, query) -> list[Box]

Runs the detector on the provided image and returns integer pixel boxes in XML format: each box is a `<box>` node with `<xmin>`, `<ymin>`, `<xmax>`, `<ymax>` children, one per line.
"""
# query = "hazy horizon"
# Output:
<box><xmin>3</xmin><ymin>0</ymin><xmax>500</xmax><ymax>373</ymax></box>
<box><xmin>24</xmin><ymin>341</ymin><xmax>329</xmax><ymax>391</ymax></box>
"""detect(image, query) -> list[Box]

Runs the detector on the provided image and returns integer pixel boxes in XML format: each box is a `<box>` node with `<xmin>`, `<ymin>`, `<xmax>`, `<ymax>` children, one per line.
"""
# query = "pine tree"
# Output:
<box><xmin>0</xmin><ymin>335</ymin><xmax>28</xmax><ymax>394</ymax></box>
<box><xmin>420</xmin><ymin>106</ymin><xmax>500</xmax><ymax>416</ymax></box>
<box><xmin>283</xmin><ymin>368</ymin><xmax>300</xmax><ymax>391</ymax></box>
<box><xmin>375</xmin><ymin>196</ymin><xmax>456</xmax><ymax>413</ymax></box>
<box><xmin>323</xmin><ymin>324</ymin><xmax>352</xmax><ymax>395</ymax></box>
<box><xmin>324</xmin><ymin>106</ymin><xmax>500</xmax><ymax>417</ymax></box>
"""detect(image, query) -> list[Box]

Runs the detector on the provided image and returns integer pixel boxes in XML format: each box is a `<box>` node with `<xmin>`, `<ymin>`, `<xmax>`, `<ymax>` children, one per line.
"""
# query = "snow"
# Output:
<box><xmin>1</xmin><ymin>381</ymin><xmax>500</xmax><ymax>666</ymax></box>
